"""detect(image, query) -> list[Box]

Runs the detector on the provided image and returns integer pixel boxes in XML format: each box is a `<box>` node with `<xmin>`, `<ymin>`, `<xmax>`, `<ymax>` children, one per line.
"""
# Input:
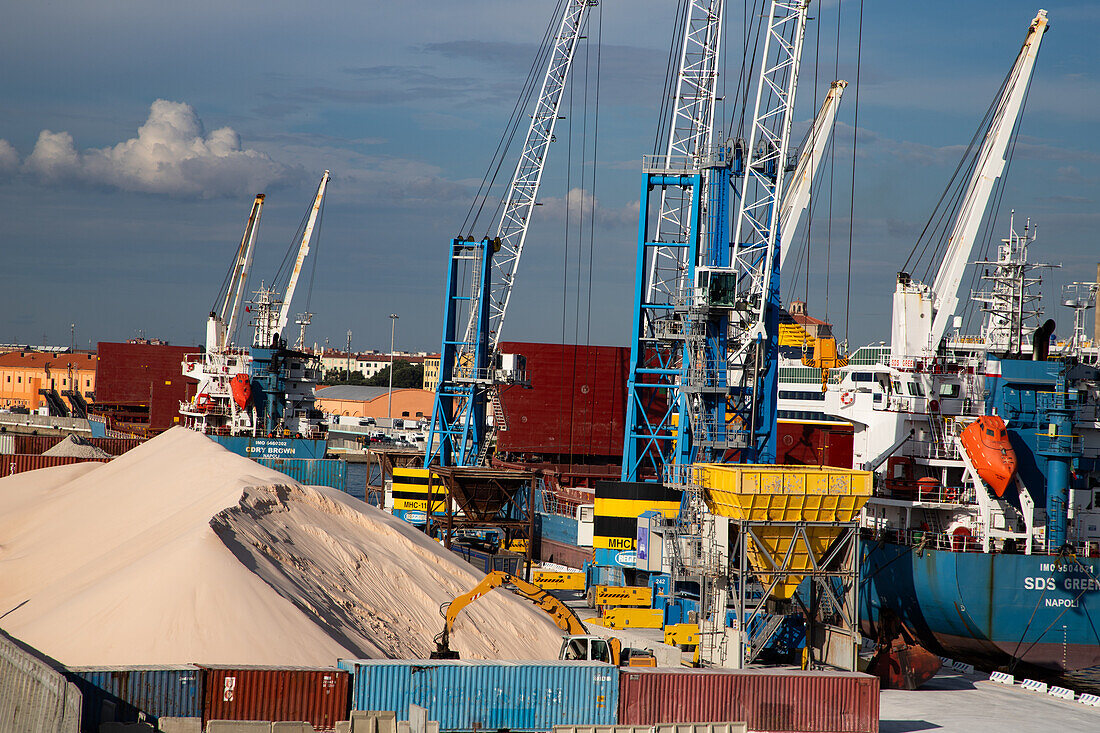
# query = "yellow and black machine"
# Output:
<box><xmin>431</xmin><ymin>571</ymin><xmax>655</xmax><ymax>667</ymax></box>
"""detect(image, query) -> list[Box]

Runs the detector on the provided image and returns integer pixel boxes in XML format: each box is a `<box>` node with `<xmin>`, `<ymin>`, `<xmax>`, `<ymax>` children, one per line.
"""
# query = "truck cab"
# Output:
<box><xmin>559</xmin><ymin>635</ymin><xmax>614</xmax><ymax>663</ymax></box>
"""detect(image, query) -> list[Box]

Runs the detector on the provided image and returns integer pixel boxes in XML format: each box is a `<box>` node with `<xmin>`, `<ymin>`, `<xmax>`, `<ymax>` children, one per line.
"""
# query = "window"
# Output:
<box><xmin>85</xmin><ymin>380</ymin><xmax>90</xmax><ymax>387</ymax></box>
<box><xmin>939</xmin><ymin>383</ymin><xmax>960</xmax><ymax>398</ymax></box>
<box><xmin>892</xmin><ymin>380</ymin><xmax>901</xmax><ymax>394</ymax></box>
<box><xmin>402</xmin><ymin>411</ymin><xmax>410</xmax><ymax>417</ymax></box>
<box><xmin>906</xmin><ymin>382</ymin><xmax>924</xmax><ymax>397</ymax></box>
<box><xmin>852</xmin><ymin>372</ymin><xmax>875</xmax><ymax>383</ymax></box>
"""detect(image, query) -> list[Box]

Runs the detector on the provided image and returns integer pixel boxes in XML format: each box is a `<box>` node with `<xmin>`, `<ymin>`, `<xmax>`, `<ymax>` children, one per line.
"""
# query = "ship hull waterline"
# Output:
<box><xmin>862</xmin><ymin>539</ymin><xmax>1100</xmax><ymax>673</ymax></box>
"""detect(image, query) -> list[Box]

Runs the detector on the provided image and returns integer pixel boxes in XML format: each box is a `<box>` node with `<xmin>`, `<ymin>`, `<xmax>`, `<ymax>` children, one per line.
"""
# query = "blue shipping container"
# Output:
<box><xmin>66</xmin><ymin>665</ymin><xmax>203</xmax><ymax>731</ymax></box>
<box><xmin>255</xmin><ymin>458</ymin><xmax>347</xmax><ymax>492</ymax></box>
<box><xmin>338</xmin><ymin>660</ymin><xmax>618</xmax><ymax>731</ymax></box>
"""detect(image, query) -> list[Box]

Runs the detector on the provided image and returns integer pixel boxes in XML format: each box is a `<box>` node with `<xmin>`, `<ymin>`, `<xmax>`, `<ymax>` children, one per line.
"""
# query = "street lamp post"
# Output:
<box><xmin>388</xmin><ymin>314</ymin><xmax>399</xmax><ymax>426</ymax></box>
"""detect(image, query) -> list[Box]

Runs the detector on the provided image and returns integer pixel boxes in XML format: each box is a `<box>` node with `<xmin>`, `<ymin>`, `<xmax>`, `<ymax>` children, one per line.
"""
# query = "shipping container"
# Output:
<box><xmin>10</xmin><ymin>434</ymin><xmax>144</xmax><ymax>456</ymax></box>
<box><xmin>200</xmin><ymin>666</ymin><xmax>349</xmax><ymax>732</ymax></box>
<box><xmin>0</xmin><ymin>453</ymin><xmax>109</xmax><ymax>478</ymax></box>
<box><xmin>94</xmin><ymin>341</ymin><xmax>200</xmax><ymax>432</ymax></box>
<box><xmin>66</xmin><ymin>665</ymin><xmax>202</xmax><ymax>731</ymax></box>
<box><xmin>448</xmin><ymin>544</ymin><xmax>524</xmax><ymax>576</ymax></box>
<box><xmin>340</xmin><ymin>660</ymin><xmax>618</xmax><ymax>732</ymax></box>
<box><xmin>13</xmin><ymin>434</ymin><xmax>64</xmax><ymax>455</ymax></box>
<box><xmin>618</xmin><ymin>668</ymin><xmax>878</xmax><ymax>733</ymax></box>
<box><xmin>254</xmin><ymin>458</ymin><xmax>348</xmax><ymax>492</ymax></box>
<box><xmin>0</xmin><ymin>628</ymin><xmax>81</xmax><ymax>733</ymax></box>
<box><xmin>496</xmin><ymin>342</ymin><xmax>629</xmax><ymax>458</ymax></box>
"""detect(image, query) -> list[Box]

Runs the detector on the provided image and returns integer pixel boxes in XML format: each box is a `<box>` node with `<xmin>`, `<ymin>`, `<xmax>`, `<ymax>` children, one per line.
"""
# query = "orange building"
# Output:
<box><xmin>314</xmin><ymin>385</ymin><xmax>434</xmax><ymax>422</ymax></box>
<box><xmin>0</xmin><ymin>351</ymin><xmax>97</xmax><ymax>411</ymax></box>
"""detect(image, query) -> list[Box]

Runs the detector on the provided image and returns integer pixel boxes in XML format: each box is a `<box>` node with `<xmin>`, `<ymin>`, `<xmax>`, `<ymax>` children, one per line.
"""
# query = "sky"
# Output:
<box><xmin>1</xmin><ymin>1</ymin><xmax>1098</xmax><ymax>354</ymax></box>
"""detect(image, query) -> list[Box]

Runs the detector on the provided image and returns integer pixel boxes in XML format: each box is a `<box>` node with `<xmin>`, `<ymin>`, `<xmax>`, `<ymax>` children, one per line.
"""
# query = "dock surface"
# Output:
<box><xmin>880</xmin><ymin>669</ymin><xmax>1098</xmax><ymax>732</ymax></box>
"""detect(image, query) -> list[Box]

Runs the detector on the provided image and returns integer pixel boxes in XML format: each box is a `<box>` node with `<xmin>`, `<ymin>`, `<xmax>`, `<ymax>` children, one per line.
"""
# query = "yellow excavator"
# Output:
<box><xmin>431</xmin><ymin>571</ymin><xmax>655</xmax><ymax>667</ymax></box>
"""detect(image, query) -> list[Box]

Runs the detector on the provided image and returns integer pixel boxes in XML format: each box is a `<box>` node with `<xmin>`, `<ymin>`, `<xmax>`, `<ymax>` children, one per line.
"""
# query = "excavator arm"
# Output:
<box><xmin>432</xmin><ymin>571</ymin><xmax>588</xmax><ymax>658</ymax></box>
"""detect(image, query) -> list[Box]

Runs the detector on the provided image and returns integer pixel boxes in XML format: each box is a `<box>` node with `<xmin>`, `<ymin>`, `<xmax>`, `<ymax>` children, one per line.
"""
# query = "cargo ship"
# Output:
<box><xmin>824</xmin><ymin>212</ymin><xmax>1100</xmax><ymax>674</ymax></box>
<box><xmin>180</xmin><ymin>174</ymin><xmax>331</xmax><ymax>460</ymax></box>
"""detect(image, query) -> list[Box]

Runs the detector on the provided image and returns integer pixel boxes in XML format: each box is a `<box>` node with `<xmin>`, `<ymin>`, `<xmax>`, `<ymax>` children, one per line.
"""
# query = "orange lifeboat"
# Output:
<box><xmin>195</xmin><ymin>393</ymin><xmax>212</xmax><ymax>412</ymax></box>
<box><xmin>230</xmin><ymin>374</ymin><xmax>252</xmax><ymax>410</ymax></box>
<box><xmin>959</xmin><ymin>416</ymin><xmax>1017</xmax><ymax>497</ymax></box>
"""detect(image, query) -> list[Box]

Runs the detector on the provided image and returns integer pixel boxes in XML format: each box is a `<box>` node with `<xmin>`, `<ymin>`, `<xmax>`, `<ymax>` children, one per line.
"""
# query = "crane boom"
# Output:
<box><xmin>223</xmin><ymin>194</ymin><xmax>264</xmax><ymax>344</ymax></box>
<box><xmin>429</xmin><ymin>1</ymin><xmax>595</xmax><ymax>469</ymax></box>
<box><xmin>923</xmin><ymin>10</ymin><xmax>1048</xmax><ymax>355</ymax></box>
<box><xmin>469</xmin><ymin>0</ymin><xmax>595</xmax><ymax>352</ymax></box>
<box><xmin>432</xmin><ymin>571</ymin><xmax>588</xmax><ymax>656</ymax></box>
<box><xmin>731</xmin><ymin>0</ymin><xmax>810</xmax><ymax>345</ymax></box>
<box><xmin>276</xmin><ymin>170</ymin><xmax>330</xmax><ymax>338</ymax></box>
<box><xmin>779</xmin><ymin>79</ymin><xmax>846</xmax><ymax>271</ymax></box>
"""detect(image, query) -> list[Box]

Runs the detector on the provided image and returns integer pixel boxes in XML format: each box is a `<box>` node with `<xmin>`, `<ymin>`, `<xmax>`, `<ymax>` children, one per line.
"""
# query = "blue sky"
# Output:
<box><xmin>1</xmin><ymin>1</ymin><xmax>1097</xmax><ymax>353</ymax></box>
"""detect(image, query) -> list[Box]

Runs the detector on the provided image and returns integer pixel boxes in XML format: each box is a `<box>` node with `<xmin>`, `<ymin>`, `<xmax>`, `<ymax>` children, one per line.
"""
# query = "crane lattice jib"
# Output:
<box><xmin>466</xmin><ymin>0</ymin><xmax>595</xmax><ymax>352</ymax></box>
<box><xmin>731</xmin><ymin>0</ymin><xmax>810</xmax><ymax>344</ymax></box>
<box><xmin>645</xmin><ymin>0</ymin><xmax>725</xmax><ymax>318</ymax></box>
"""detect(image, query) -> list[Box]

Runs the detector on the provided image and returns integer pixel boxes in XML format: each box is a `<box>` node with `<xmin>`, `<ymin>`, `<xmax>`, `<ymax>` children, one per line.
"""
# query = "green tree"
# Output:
<box><xmin>366</xmin><ymin>360</ymin><xmax>423</xmax><ymax>388</ymax></box>
<box><xmin>321</xmin><ymin>369</ymin><xmax>369</xmax><ymax>385</ymax></box>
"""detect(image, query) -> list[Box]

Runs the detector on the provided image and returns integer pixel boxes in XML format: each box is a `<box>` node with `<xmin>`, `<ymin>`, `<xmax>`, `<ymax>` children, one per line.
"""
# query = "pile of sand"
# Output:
<box><xmin>42</xmin><ymin>434</ymin><xmax>110</xmax><ymax>459</ymax></box>
<box><xmin>0</xmin><ymin>427</ymin><xmax>563</xmax><ymax>666</ymax></box>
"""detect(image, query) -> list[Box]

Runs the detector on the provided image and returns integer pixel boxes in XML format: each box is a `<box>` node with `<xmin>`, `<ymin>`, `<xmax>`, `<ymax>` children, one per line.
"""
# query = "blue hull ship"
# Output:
<box><xmin>862</xmin><ymin>541</ymin><xmax>1100</xmax><ymax>672</ymax></box>
<box><xmin>209</xmin><ymin>435</ymin><xmax>327</xmax><ymax>460</ymax></box>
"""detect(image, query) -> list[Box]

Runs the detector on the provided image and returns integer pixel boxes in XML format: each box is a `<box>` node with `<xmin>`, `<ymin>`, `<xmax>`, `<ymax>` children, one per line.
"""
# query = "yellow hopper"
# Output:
<box><xmin>694</xmin><ymin>464</ymin><xmax>872</xmax><ymax>599</ymax></box>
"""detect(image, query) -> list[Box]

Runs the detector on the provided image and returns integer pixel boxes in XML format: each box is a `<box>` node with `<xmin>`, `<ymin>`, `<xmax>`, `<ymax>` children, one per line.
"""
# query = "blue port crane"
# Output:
<box><xmin>425</xmin><ymin>0</ymin><xmax>598</xmax><ymax>469</ymax></box>
<box><xmin>621</xmin><ymin>0</ymin><xmax>812</xmax><ymax>483</ymax></box>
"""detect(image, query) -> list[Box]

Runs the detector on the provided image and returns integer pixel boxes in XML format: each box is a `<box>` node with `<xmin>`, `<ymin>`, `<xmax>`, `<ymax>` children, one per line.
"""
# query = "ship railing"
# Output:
<box><xmin>539</xmin><ymin>489</ymin><xmax>586</xmax><ymax>519</ymax></box>
<box><xmin>1035</xmin><ymin>432</ymin><xmax>1083</xmax><ymax>455</ymax></box>
<box><xmin>915</xmin><ymin>483</ymin><xmax>976</xmax><ymax>505</ymax></box>
<box><xmin>909</xmin><ymin>438</ymin><xmax>961</xmax><ymax>461</ymax></box>
<box><xmin>865</xmin><ymin>526</ymin><xmax>982</xmax><ymax>552</ymax></box>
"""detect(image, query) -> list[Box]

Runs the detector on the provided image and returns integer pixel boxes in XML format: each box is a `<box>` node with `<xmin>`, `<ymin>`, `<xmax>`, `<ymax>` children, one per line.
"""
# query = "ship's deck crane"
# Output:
<box><xmin>892</xmin><ymin>10</ymin><xmax>1048</xmax><ymax>359</ymax></box>
<box><xmin>208</xmin><ymin>194</ymin><xmax>264</xmax><ymax>352</ymax></box>
<box><xmin>780</xmin><ymin>79</ymin><xmax>847</xmax><ymax>271</ymax></box>
<box><xmin>252</xmin><ymin>170</ymin><xmax>330</xmax><ymax>347</ymax></box>
<box><xmin>426</xmin><ymin>0</ymin><xmax>597</xmax><ymax>468</ymax></box>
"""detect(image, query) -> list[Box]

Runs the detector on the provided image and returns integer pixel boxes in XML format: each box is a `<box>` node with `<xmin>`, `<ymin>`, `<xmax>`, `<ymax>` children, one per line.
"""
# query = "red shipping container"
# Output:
<box><xmin>95</xmin><ymin>342</ymin><xmax>199</xmax><ymax>432</ymax></box>
<box><xmin>200</xmin><ymin>666</ymin><xmax>349</xmax><ymax>732</ymax></box>
<box><xmin>0</xmin><ymin>454</ymin><xmax>109</xmax><ymax>478</ymax></box>
<box><xmin>10</xmin><ymin>435</ymin><xmax>144</xmax><ymax>456</ymax></box>
<box><xmin>496</xmin><ymin>342</ymin><xmax>629</xmax><ymax>458</ymax></box>
<box><xmin>777</xmin><ymin>423</ymin><xmax>854</xmax><ymax>469</ymax></box>
<box><xmin>618</xmin><ymin>668</ymin><xmax>878</xmax><ymax>733</ymax></box>
<box><xmin>12</xmin><ymin>435</ymin><xmax>63</xmax><ymax>455</ymax></box>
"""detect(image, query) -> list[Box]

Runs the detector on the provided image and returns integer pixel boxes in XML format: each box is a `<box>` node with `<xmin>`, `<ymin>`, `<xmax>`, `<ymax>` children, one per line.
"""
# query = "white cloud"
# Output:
<box><xmin>539</xmin><ymin>187</ymin><xmax>639</xmax><ymax>229</ymax></box>
<box><xmin>0</xmin><ymin>139</ymin><xmax>19</xmax><ymax>175</ymax></box>
<box><xmin>22</xmin><ymin>100</ymin><xmax>293</xmax><ymax>197</ymax></box>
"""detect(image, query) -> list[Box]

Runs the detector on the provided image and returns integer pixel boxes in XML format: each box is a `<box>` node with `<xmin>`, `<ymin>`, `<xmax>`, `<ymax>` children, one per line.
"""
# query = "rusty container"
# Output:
<box><xmin>0</xmin><ymin>454</ymin><xmax>109</xmax><ymax>478</ymax></box>
<box><xmin>12</xmin><ymin>434</ymin><xmax>63</xmax><ymax>455</ymax></box>
<box><xmin>618</xmin><ymin>668</ymin><xmax>879</xmax><ymax>733</ymax></box>
<box><xmin>10</xmin><ymin>435</ymin><xmax>142</xmax><ymax>456</ymax></box>
<box><xmin>199</xmin><ymin>666</ymin><xmax>349</xmax><ymax>732</ymax></box>
<box><xmin>89</xmin><ymin>437</ymin><xmax>144</xmax><ymax>455</ymax></box>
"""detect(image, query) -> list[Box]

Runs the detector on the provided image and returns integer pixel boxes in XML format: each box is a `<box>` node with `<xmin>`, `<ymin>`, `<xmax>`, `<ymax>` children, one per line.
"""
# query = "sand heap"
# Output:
<box><xmin>42</xmin><ymin>433</ymin><xmax>110</xmax><ymax>459</ymax></box>
<box><xmin>0</xmin><ymin>427</ymin><xmax>563</xmax><ymax>666</ymax></box>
